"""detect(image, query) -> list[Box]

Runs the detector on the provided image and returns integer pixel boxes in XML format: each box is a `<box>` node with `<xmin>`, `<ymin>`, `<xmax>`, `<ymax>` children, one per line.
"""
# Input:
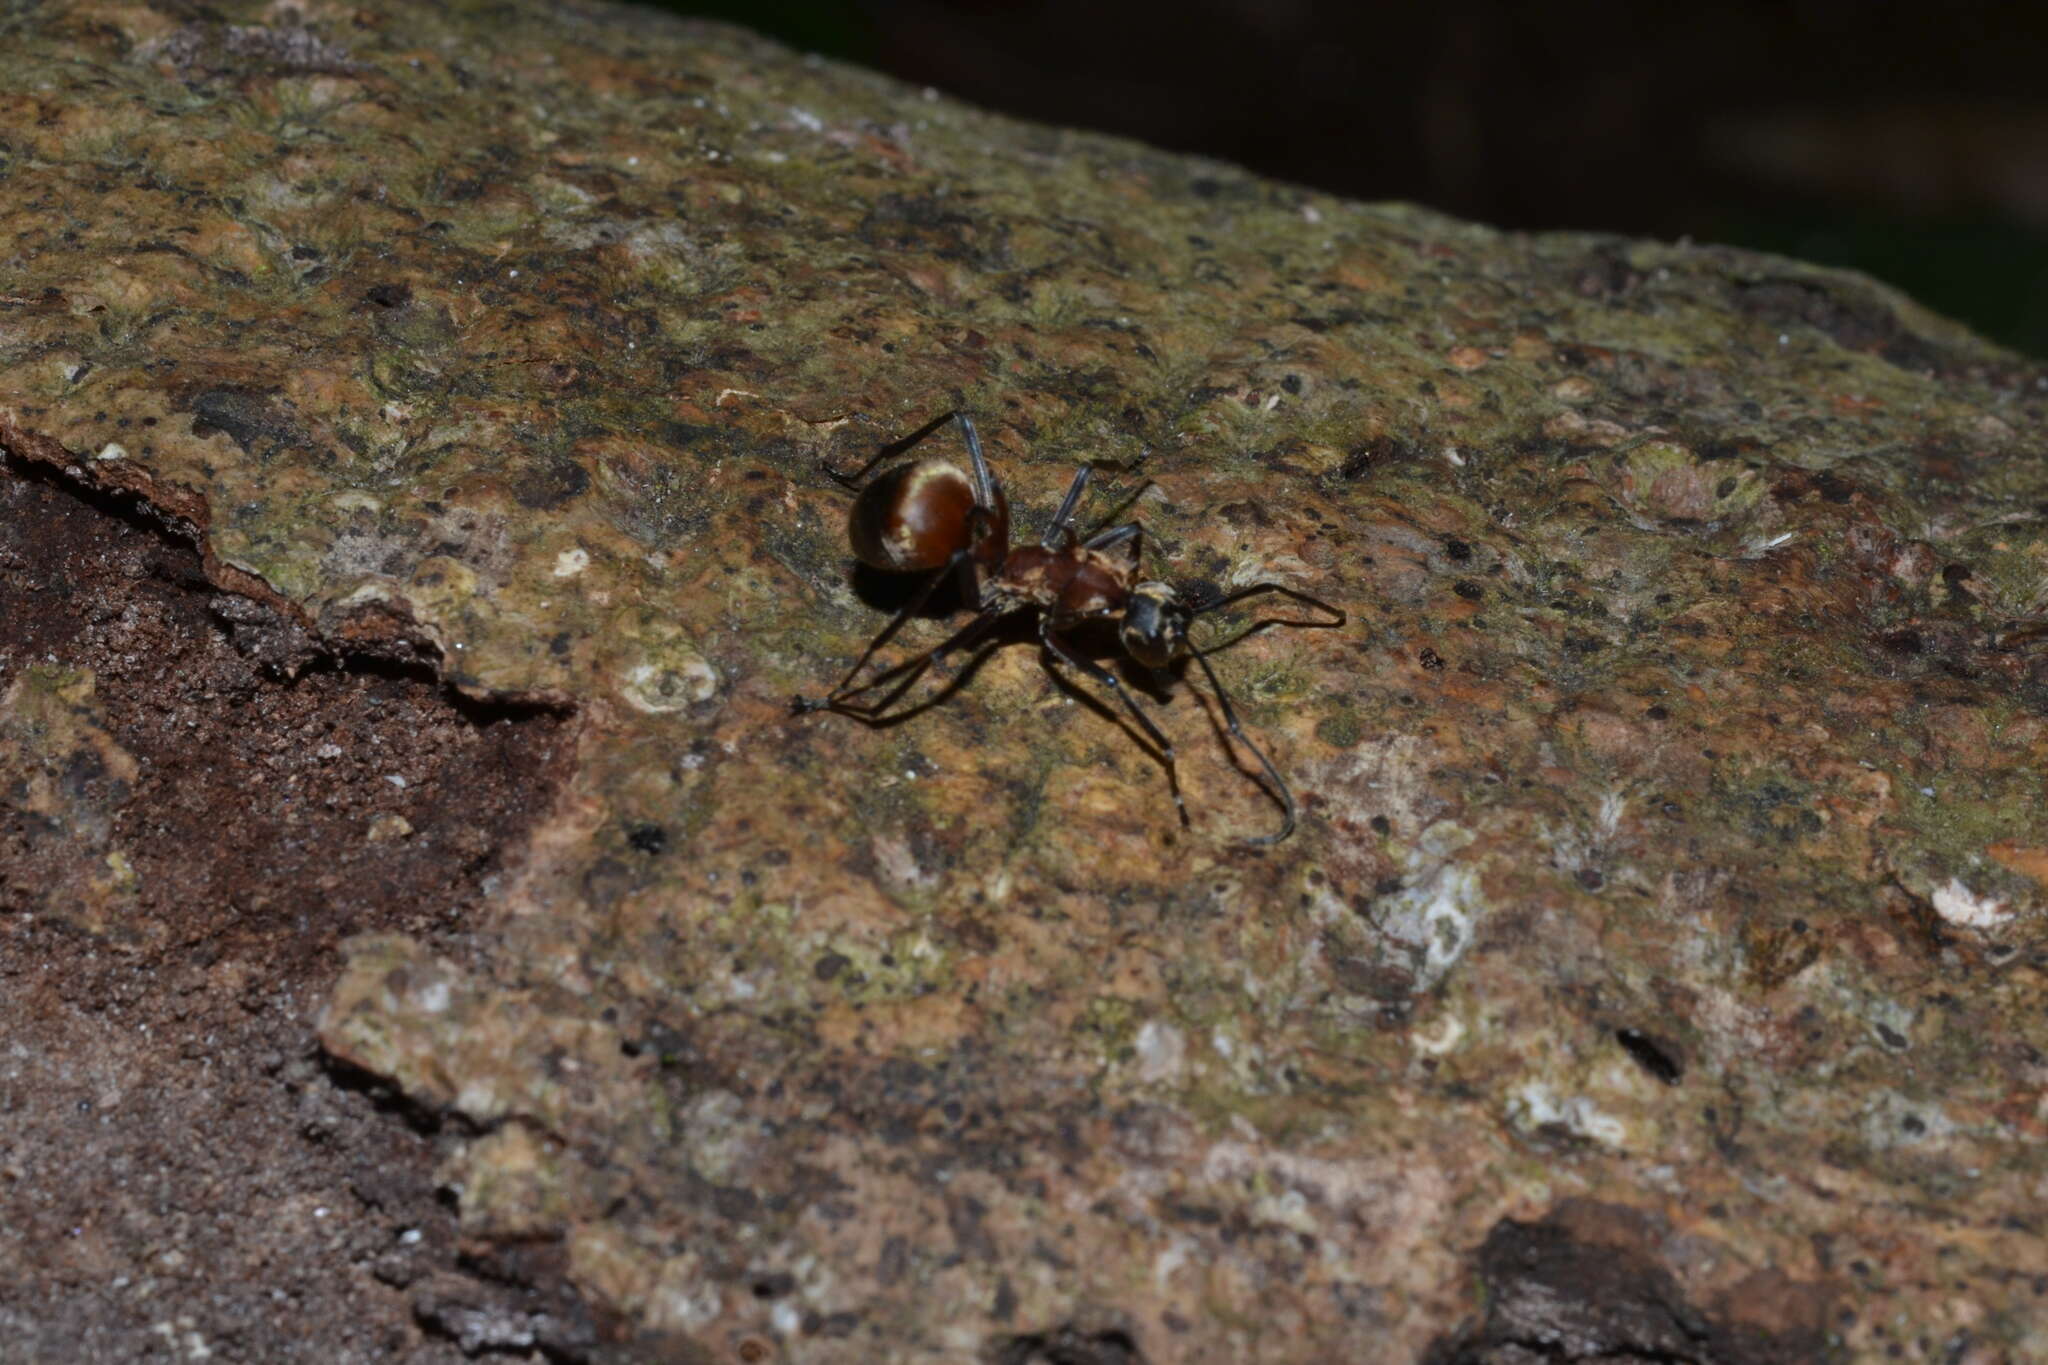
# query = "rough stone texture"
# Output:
<box><xmin>4</xmin><ymin>1</ymin><xmax>2048</xmax><ymax>1362</ymax></box>
<box><xmin>0</xmin><ymin>407</ymin><xmax>574</xmax><ymax>1360</ymax></box>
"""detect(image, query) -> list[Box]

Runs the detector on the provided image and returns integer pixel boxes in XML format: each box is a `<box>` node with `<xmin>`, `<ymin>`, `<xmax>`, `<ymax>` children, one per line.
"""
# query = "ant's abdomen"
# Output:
<box><xmin>847</xmin><ymin>459</ymin><xmax>974</xmax><ymax>570</ymax></box>
<box><xmin>847</xmin><ymin>459</ymin><xmax>1008</xmax><ymax>572</ymax></box>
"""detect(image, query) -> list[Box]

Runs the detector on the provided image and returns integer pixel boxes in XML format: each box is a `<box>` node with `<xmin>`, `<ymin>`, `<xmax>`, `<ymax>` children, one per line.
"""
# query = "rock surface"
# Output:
<box><xmin>5</xmin><ymin>1</ymin><xmax>2048</xmax><ymax>1361</ymax></box>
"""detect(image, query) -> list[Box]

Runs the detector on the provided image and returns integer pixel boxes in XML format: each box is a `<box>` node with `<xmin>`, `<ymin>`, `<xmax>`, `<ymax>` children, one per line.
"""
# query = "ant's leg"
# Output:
<box><xmin>1081</xmin><ymin>521</ymin><xmax>1139</xmax><ymax>552</ymax></box>
<box><xmin>952</xmin><ymin>412</ymin><xmax>1001</xmax><ymax>510</ymax></box>
<box><xmin>1040</xmin><ymin>467</ymin><xmax>1094</xmax><ymax>548</ymax></box>
<box><xmin>1038</xmin><ymin>621</ymin><xmax>1189</xmax><ymax>829</ymax></box>
<box><xmin>955</xmin><ymin>512</ymin><xmax>988</xmax><ymax>611</ymax></box>
<box><xmin>830</xmin><ymin>607</ymin><xmax>1010</xmax><ymax>720</ymax></box>
<box><xmin>1077</xmin><ymin>475</ymin><xmax>1154</xmax><ymax>543</ymax></box>
<box><xmin>1185</xmin><ymin>645</ymin><xmax>1295</xmax><ymax>846</ymax></box>
<box><xmin>1081</xmin><ymin>521</ymin><xmax>1142</xmax><ymax>575</ymax></box>
<box><xmin>822</xmin><ymin>409</ymin><xmax>989</xmax><ymax>489</ymax></box>
<box><xmin>793</xmin><ymin>546</ymin><xmax>971</xmax><ymax>712</ymax></box>
<box><xmin>1035</xmin><ymin>453</ymin><xmax>1152</xmax><ymax>551</ymax></box>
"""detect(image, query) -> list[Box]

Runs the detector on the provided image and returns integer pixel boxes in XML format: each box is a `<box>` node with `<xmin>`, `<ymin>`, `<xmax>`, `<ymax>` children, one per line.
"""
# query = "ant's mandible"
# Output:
<box><xmin>792</xmin><ymin>411</ymin><xmax>1345</xmax><ymax>845</ymax></box>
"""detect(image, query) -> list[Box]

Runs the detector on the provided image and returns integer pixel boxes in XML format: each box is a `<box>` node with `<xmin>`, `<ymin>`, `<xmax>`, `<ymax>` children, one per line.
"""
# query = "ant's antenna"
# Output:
<box><xmin>1187</xmin><ymin>582</ymin><xmax>1345</xmax><ymax>654</ymax></box>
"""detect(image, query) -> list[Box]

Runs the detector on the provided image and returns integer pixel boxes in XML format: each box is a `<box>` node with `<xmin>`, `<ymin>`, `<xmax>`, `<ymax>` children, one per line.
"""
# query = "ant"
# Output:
<box><xmin>792</xmin><ymin>411</ymin><xmax>1345</xmax><ymax>844</ymax></box>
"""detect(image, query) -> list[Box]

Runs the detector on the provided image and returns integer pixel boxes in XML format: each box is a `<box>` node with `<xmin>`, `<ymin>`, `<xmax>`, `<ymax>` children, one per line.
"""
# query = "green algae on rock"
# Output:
<box><xmin>6</xmin><ymin>1</ymin><xmax>2048</xmax><ymax>1361</ymax></box>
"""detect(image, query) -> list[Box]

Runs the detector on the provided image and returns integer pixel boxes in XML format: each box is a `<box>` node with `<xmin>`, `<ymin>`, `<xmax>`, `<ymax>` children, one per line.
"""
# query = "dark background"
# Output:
<box><xmin>653</xmin><ymin>0</ymin><xmax>2048</xmax><ymax>358</ymax></box>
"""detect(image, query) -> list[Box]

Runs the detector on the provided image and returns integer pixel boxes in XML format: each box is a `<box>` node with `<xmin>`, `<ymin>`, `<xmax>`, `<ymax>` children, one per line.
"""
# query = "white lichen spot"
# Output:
<box><xmin>94</xmin><ymin>442</ymin><xmax>126</xmax><ymax>462</ymax></box>
<box><xmin>1859</xmin><ymin>1090</ymin><xmax>1958</xmax><ymax>1151</ymax></box>
<box><xmin>1507</xmin><ymin>1081</ymin><xmax>1629</xmax><ymax>1149</ymax></box>
<box><xmin>453</xmin><ymin>1080</ymin><xmax>501</xmax><ymax>1119</ymax></box>
<box><xmin>148</xmin><ymin>1322</ymin><xmax>212</xmax><ymax>1360</ymax></box>
<box><xmin>1134</xmin><ymin>1019</ymin><xmax>1187</xmax><ymax>1084</ymax></box>
<box><xmin>647</xmin><ymin>1256</ymin><xmax>723</xmax><ymax>1332</ymax></box>
<box><xmin>682</xmin><ymin>1090</ymin><xmax>753</xmax><ymax>1185</ymax></box>
<box><xmin>1371</xmin><ymin>827</ymin><xmax>1484</xmax><ymax>993</ymax></box>
<box><xmin>1250</xmin><ymin>1185</ymin><xmax>1319</xmax><ymax>1236</ymax></box>
<box><xmin>1932</xmin><ymin>877</ymin><xmax>2012</xmax><ymax>929</ymax></box>
<box><xmin>869</xmin><ymin>833</ymin><xmax>938</xmax><ymax>891</ymax></box>
<box><xmin>552</xmin><ymin>547</ymin><xmax>590</xmax><ymax>578</ymax></box>
<box><xmin>1597</xmin><ymin>790</ymin><xmax>1628</xmax><ymax>837</ymax></box>
<box><xmin>1727</xmin><ymin>529</ymin><xmax>1800</xmax><ymax>560</ymax></box>
<box><xmin>416</xmin><ymin>979</ymin><xmax>451</xmax><ymax>1014</ymax></box>
<box><xmin>1862</xmin><ymin>993</ymin><xmax>1920</xmax><ymax>1052</ymax></box>
<box><xmin>1410</xmin><ymin>1010</ymin><xmax>1465</xmax><ymax>1056</ymax></box>
<box><xmin>788</xmin><ymin>106</ymin><xmax>824</xmax><ymax>132</ymax></box>
<box><xmin>334</xmin><ymin>582</ymin><xmax>397</xmax><ymax>611</ymax></box>
<box><xmin>1224</xmin><ymin>551</ymin><xmax>1315</xmax><ymax>591</ymax></box>
<box><xmin>621</xmin><ymin>650</ymin><xmax>719</xmax><ymax>713</ymax></box>
<box><xmin>1153</xmin><ymin>1234</ymin><xmax>1196</xmax><ymax>1289</ymax></box>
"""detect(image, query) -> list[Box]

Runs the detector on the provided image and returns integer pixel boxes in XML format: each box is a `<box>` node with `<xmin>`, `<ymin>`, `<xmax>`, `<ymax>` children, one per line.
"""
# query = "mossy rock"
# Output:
<box><xmin>5</xmin><ymin>1</ymin><xmax>2048</xmax><ymax>1360</ymax></box>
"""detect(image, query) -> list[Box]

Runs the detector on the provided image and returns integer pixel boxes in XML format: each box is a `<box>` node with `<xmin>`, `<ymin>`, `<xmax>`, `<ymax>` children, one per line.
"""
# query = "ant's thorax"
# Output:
<box><xmin>985</xmin><ymin>541</ymin><xmax>1140</xmax><ymax>625</ymax></box>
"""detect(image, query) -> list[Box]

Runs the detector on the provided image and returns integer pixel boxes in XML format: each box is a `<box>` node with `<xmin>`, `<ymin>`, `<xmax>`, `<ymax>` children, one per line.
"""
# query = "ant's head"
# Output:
<box><xmin>1118</xmin><ymin>580</ymin><xmax>1191</xmax><ymax>669</ymax></box>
